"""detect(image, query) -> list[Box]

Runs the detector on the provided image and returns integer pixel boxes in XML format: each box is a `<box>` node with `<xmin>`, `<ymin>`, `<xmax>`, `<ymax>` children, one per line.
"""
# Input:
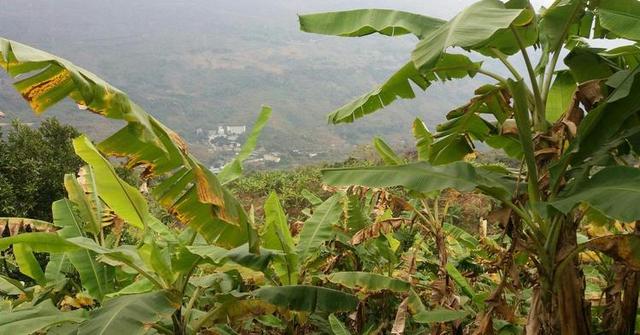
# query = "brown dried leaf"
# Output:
<box><xmin>194</xmin><ymin>164</ymin><xmax>225</xmax><ymax>207</ymax></box>
<box><xmin>391</xmin><ymin>297</ymin><xmax>409</xmax><ymax>335</ymax></box>
<box><xmin>501</xmin><ymin>119</ymin><xmax>518</xmax><ymax>135</ymax></box>
<box><xmin>0</xmin><ymin>218</ymin><xmax>55</xmax><ymax>237</ymax></box>
<box><xmin>486</xmin><ymin>207</ymin><xmax>511</xmax><ymax>227</ymax></box>
<box><xmin>350</xmin><ymin>218</ymin><xmax>406</xmax><ymax>245</ymax></box>
<box><xmin>585</xmin><ymin>235</ymin><xmax>640</xmax><ymax>271</ymax></box>
<box><xmin>577</xmin><ymin>79</ymin><xmax>605</xmax><ymax>109</ymax></box>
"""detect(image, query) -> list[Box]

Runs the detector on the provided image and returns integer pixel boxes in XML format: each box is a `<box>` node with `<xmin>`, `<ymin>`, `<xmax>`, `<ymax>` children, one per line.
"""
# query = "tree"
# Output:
<box><xmin>300</xmin><ymin>0</ymin><xmax>640</xmax><ymax>333</ymax></box>
<box><xmin>0</xmin><ymin>118</ymin><xmax>82</xmax><ymax>221</ymax></box>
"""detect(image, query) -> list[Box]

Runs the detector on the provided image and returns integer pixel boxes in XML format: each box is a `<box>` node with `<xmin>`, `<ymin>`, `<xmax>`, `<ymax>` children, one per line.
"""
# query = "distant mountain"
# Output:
<box><xmin>0</xmin><ymin>0</ymin><xmax>532</xmax><ymax>167</ymax></box>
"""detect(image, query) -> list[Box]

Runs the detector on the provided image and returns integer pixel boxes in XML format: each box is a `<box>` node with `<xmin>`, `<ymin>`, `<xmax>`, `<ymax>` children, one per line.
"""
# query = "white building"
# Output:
<box><xmin>225</xmin><ymin>125</ymin><xmax>246</xmax><ymax>135</ymax></box>
<box><xmin>264</xmin><ymin>153</ymin><xmax>281</xmax><ymax>163</ymax></box>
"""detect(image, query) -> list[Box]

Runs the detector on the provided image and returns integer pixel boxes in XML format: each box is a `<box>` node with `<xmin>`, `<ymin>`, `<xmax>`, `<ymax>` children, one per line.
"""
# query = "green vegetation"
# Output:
<box><xmin>2</xmin><ymin>1</ymin><xmax>640</xmax><ymax>334</ymax></box>
<box><xmin>229</xmin><ymin>167</ymin><xmax>328</xmax><ymax>219</ymax></box>
<box><xmin>0</xmin><ymin>118</ymin><xmax>82</xmax><ymax>221</ymax></box>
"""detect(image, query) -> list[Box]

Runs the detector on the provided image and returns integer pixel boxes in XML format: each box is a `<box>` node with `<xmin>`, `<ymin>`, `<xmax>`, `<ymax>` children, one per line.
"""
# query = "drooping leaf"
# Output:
<box><xmin>607</xmin><ymin>66</ymin><xmax>640</xmax><ymax>102</ymax></box>
<box><xmin>65</xmin><ymin>237</ymin><xmax>157</xmax><ymax>283</ymax></box>
<box><xmin>474</xmin><ymin>1</ymin><xmax>538</xmax><ymax>56</ymax></box>
<box><xmin>0</xmin><ymin>37</ymin><xmax>254</xmax><ymax>248</ymax></box>
<box><xmin>78</xmin><ymin>291</ymin><xmax>178</xmax><ymax>335</ymax></box>
<box><xmin>263</xmin><ymin>193</ymin><xmax>298</xmax><ymax>285</ymax></box>
<box><xmin>253</xmin><ymin>285</ymin><xmax>358</xmax><ymax>312</ymax></box>
<box><xmin>485</xmin><ymin>135</ymin><xmax>523</xmax><ymax>159</ymax></box>
<box><xmin>0</xmin><ymin>232</ymin><xmax>78</xmax><ymax>253</ymax></box>
<box><xmin>0</xmin><ymin>301</ymin><xmax>86</xmax><ymax>335</ymax></box>
<box><xmin>552</xmin><ymin>166</ymin><xmax>640</xmax><ymax>222</ymax></box>
<box><xmin>186</xmin><ymin>244</ymin><xmax>276</xmax><ymax>273</ymax></box>
<box><xmin>328</xmin><ymin>314</ymin><xmax>353</xmax><ymax>335</ymax></box>
<box><xmin>565</xmin><ymin>47</ymin><xmax>614</xmax><ymax>83</ymax></box>
<box><xmin>218</xmin><ymin>106</ymin><xmax>272</xmax><ymax>185</ymax></box>
<box><xmin>327</xmin><ymin>55</ymin><xmax>481</xmax><ymax>124</ymax></box>
<box><xmin>322</xmin><ymin>161</ymin><xmax>511</xmax><ymax>197</ymax></box>
<box><xmin>192</xmin><ymin>299</ymin><xmax>274</xmax><ymax>329</ymax></box>
<box><xmin>411</xmin><ymin>0</ymin><xmax>523</xmax><ymax>72</ymax></box>
<box><xmin>325</xmin><ymin>271</ymin><xmax>411</xmax><ymax>292</ymax></box>
<box><xmin>296</xmin><ymin>194</ymin><xmax>343</xmax><ymax>261</ymax></box>
<box><xmin>106</xmin><ymin>278</ymin><xmax>154</xmax><ymax>298</ymax></box>
<box><xmin>597</xmin><ymin>0</ymin><xmax>640</xmax><ymax>41</ymax></box>
<box><xmin>299</xmin><ymin>9</ymin><xmax>445</xmax><ymax>39</ymax></box>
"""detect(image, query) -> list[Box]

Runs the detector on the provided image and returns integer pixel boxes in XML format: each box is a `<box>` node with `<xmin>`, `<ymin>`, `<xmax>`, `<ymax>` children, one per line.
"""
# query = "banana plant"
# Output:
<box><xmin>300</xmin><ymin>0</ymin><xmax>640</xmax><ymax>333</ymax></box>
<box><xmin>0</xmin><ymin>37</ymin><xmax>265</xmax><ymax>250</ymax></box>
<box><xmin>0</xmin><ymin>141</ymin><xmax>365</xmax><ymax>334</ymax></box>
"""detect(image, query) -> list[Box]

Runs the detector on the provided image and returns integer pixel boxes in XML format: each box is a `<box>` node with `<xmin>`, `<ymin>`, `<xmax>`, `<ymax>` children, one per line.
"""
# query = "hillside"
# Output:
<box><xmin>0</xmin><ymin>0</ymin><xmax>491</xmax><ymax>168</ymax></box>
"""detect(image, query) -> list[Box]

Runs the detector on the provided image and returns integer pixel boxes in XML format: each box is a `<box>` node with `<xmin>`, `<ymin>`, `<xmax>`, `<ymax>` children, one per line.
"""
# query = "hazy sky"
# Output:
<box><xmin>0</xmin><ymin>0</ymin><xmax>610</xmax><ymax>157</ymax></box>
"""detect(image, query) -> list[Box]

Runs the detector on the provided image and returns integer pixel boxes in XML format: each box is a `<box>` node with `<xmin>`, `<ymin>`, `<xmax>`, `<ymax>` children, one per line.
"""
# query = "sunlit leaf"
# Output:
<box><xmin>299</xmin><ymin>9</ymin><xmax>444</xmax><ymax>39</ymax></box>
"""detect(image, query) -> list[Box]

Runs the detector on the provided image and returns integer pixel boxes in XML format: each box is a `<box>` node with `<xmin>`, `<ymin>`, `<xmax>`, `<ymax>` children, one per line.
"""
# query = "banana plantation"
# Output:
<box><xmin>2</xmin><ymin>0</ymin><xmax>640</xmax><ymax>334</ymax></box>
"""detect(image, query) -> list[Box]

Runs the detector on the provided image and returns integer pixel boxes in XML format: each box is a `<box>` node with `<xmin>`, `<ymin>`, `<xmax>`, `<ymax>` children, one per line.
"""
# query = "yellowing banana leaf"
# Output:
<box><xmin>73</xmin><ymin>135</ymin><xmax>150</xmax><ymax>229</ymax></box>
<box><xmin>0</xmin><ymin>217</ymin><xmax>54</xmax><ymax>236</ymax></box>
<box><xmin>0</xmin><ymin>37</ymin><xmax>257</xmax><ymax>249</ymax></box>
<box><xmin>580</xmin><ymin>234</ymin><xmax>640</xmax><ymax>270</ymax></box>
